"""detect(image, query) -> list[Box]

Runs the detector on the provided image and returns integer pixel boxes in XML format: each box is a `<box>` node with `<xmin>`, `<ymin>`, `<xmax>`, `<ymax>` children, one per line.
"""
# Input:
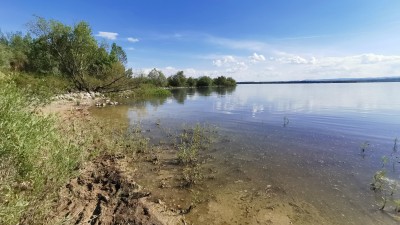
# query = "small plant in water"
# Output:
<box><xmin>283</xmin><ymin>116</ymin><xmax>289</xmax><ymax>127</ymax></box>
<box><xmin>360</xmin><ymin>141</ymin><xmax>370</xmax><ymax>156</ymax></box>
<box><xmin>181</xmin><ymin>165</ymin><xmax>203</xmax><ymax>188</ymax></box>
<box><xmin>176</xmin><ymin>123</ymin><xmax>215</xmax><ymax>165</ymax></box>
<box><xmin>369</xmin><ymin>137</ymin><xmax>400</xmax><ymax>212</ymax></box>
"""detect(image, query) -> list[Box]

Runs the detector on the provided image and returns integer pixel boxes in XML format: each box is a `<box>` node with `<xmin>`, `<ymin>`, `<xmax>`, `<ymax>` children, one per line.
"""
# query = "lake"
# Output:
<box><xmin>92</xmin><ymin>83</ymin><xmax>400</xmax><ymax>224</ymax></box>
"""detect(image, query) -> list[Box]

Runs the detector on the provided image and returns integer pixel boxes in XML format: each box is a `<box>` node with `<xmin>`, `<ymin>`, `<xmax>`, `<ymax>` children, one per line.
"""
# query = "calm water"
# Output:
<box><xmin>92</xmin><ymin>83</ymin><xmax>400</xmax><ymax>224</ymax></box>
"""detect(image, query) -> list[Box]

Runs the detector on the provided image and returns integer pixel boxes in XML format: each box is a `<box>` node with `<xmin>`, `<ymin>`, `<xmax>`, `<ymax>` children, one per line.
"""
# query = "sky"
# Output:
<box><xmin>1</xmin><ymin>0</ymin><xmax>400</xmax><ymax>81</ymax></box>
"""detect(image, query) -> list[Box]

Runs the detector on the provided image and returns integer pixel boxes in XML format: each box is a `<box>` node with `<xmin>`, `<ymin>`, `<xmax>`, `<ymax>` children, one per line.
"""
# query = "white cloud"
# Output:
<box><xmin>212</xmin><ymin>55</ymin><xmax>248</xmax><ymax>74</ymax></box>
<box><xmin>359</xmin><ymin>53</ymin><xmax>400</xmax><ymax>64</ymax></box>
<box><xmin>249</xmin><ymin>53</ymin><xmax>266</xmax><ymax>63</ymax></box>
<box><xmin>127</xmin><ymin>37</ymin><xmax>139</xmax><ymax>43</ymax></box>
<box><xmin>165</xmin><ymin>66</ymin><xmax>176</xmax><ymax>70</ymax></box>
<box><xmin>127</xmin><ymin>47</ymin><xmax>135</xmax><ymax>51</ymax></box>
<box><xmin>96</xmin><ymin>31</ymin><xmax>118</xmax><ymax>40</ymax></box>
<box><xmin>213</xmin><ymin>55</ymin><xmax>236</xmax><ymax>67</ymax></box>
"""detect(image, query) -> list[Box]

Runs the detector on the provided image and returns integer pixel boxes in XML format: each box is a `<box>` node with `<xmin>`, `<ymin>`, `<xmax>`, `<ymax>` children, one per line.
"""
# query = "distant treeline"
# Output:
<box><xmin>238</xmin><ymin>77</ymin><xmax>400</xmax><ymax>84</ymax></box>
<box><xmin>140</xmin><ymin>69</ymin><xmax>236</xmax><ymax>88</ymax></box>
<box><xmin>0</xmin><ymin>16</ymin><xmax>235</xmax><ymax>93</ymax></box>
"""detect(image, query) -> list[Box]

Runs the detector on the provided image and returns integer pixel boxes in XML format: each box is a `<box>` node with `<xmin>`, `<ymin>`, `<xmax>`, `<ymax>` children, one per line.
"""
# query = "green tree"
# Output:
<box><xmin>167</xmin><ymin>71</ymin><xmax>187</xmax><ymax>87</ymax></box>
<box><xmin>186</xmin><ymin>77</ymin><xmax>197</xmax><ymax>87</ymax></box>
<box><xmin>28</xmin><ymin>17</ymin><xmax>132</xmax><ymax>92</ymax></box>
<box><xmin>148</xmin><ymin>68</ymin><xmax>167</xmax><ymax>87</ymax></box>
<box><xmin>0</xmin><ymin>43</ymin><xmax>11</xmax><ymax>71</ymax></box>
<box><xmin>196</xmin><ymin>76</ymin><xmax>213</xmax><ymax>87</ymax></box>
<box><xmin>226</xmin><ymin>77</ymin><xmax>236</xmax><ymax>86</ymax></box>
<box><xmin>110</xmin><ymin>43</ymin><xmax>127</xmax><ymax>65</ymax></box>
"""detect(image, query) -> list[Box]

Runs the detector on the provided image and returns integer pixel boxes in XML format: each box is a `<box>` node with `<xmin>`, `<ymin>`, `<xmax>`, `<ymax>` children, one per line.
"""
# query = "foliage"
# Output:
<box><xmin>1</xmin><ymin>17</ymin><xmax>132</xmax><ymax>92</ymax></box>
<box><xmin>186</xmin><ymin>77</ymin><xmax>197</xmax><ymax>87</ymax></box>
<box><xmin>147</xmin><ymin>68</ymin><xmax>168</xmax><ymax>87</ymax></box>
<box><xmin>176</xmin><ymin>124</ymin><xmax>215</xmax><ymax>165</ymax></box>
<box><xmin>167</xmin><ymin>73</ymin><xmax>236</xmax><ymax>88</ymax></box>
<box><xmin>11</xmin><ymin>72</ymin><xmax>72</xmax><ymax>104</ymax></box>
<box><xmin>213</xmin><ymin>75</ymin><xmax>236</xmax><ymax>86</ymax></box>
<box><xmin>0</xmin><ymin>42</ymin><xmax>12</xmax><ymax>70</ymax></box>
<box><xmin>196</xmin><ymin>76</ymin><xmax>213</xmax><ymax>87</ymax></box>
<box><xmin>167</xmin><ymin>71</ymin><xmax>187</xmax><ymax>87</ymax></box>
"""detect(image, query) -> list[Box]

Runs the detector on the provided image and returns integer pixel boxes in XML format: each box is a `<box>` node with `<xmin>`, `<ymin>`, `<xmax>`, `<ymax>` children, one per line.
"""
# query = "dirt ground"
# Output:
<box><xmin>51</xmin><ymin>155</ymin><xmax>184</xmax><ymax>225</ymax></box>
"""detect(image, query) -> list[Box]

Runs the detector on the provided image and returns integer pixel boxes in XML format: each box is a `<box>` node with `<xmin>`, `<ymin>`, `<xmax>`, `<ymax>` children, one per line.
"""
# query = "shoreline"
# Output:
<box><xmin>40</xmin><ymin>96</ymin><xmax>186</xmax><ymax>225</ymax></box>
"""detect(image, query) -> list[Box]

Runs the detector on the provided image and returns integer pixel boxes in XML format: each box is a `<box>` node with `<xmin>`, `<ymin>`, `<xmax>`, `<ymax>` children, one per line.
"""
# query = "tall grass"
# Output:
<box><xmin>0</xmin><ymin>79</ymin><xmax>149</xmax><ymax>224</ymax></box>
<box><xmin>0</xmin><ymin>82</ymin><xmax>82</xmax><ymax>224</ymax></box>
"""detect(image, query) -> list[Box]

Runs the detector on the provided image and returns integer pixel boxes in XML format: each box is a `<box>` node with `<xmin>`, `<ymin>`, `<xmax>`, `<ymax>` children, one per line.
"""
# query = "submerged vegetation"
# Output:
<box><xmin>175</xmin><ymin>124</ymin><xmax>217</xmax><ymax>187</ymax></box>
<box><xmin>368</xmin><ymin>137</ymin><xmax>400</xmax><ymax>213</ymax></box>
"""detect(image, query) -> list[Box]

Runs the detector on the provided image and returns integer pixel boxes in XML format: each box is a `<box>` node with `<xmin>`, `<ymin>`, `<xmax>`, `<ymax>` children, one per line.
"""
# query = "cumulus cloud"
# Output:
<box><xmin>270</xmin><ymin>52</ymin><xmax>316</xmax><ymax>65</ymax></box>
<box><xmin>249</xmin><ymin>53</ymin><xmax>266</xmax><ymax>63</ymax></box>
<box><xmin>213</xmin><ymin>55</ymin><xmax>236</xmax><ymax>67</ymax></box>
<box><xmin>127</xmin><ymin>37</ymin><xmax>139</xmax><ymax>43</ymax></box>
<box><xmin>96</xmin><ymin>31</ymin><xmax>118</xmax><ymax>40</ymax></box>
<box><xmin>212</xmin><ymin>55</ymin><xmax>248</xmax><ymax>74</ymax></box>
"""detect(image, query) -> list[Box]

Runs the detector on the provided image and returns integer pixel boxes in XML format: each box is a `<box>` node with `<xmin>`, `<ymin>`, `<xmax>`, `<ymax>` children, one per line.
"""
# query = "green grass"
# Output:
<box><xmin>0</xmin><ymin>77</ymin><xmax>150</xmax><ymax>224</ymax></box>
<box><xmin>11</xmin><ymin>72</ymin><xmax>73</xmax><ymax>104</ymax></box>
<box><xmin>0</xmin><ymin>81</ymin><xmax>83</xmax><ymax>224</ymax></box>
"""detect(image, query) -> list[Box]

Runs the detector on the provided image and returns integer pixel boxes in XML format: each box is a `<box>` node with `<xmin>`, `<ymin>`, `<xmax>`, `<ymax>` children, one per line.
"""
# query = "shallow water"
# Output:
<box><xmin>92</xmin><ymin>83</ymin><xmax>400</xmax><ymax>224</ymax></box>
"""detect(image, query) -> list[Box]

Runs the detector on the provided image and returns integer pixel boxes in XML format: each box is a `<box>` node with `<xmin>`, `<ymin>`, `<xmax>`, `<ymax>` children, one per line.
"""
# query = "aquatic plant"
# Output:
<box><xmin>370</xmin><ymin>137</ymin><xmax>400</xmax><ymax>212</ymax></box>
<box><xmin>360</xmin><ymin>141</ymin><xmax>370</xmax><ymax>156</ymax></box>
<box><xmin>181</xmin><ymin>165</ymin><xmax>203</xmax><ymax>188</ymax></box>
<box><xmin>176</xmin><ymin>123</ymin><xmax>216</xmax><ymax>165</ymax></box>
<box><xmin>283</xmin><ymin>116</ymin><xmax>290</xmax><ymax>127</ymax></box>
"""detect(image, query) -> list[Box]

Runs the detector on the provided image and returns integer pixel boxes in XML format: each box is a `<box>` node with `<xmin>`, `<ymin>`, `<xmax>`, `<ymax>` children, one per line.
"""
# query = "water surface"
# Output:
<box><xmin>92</xmin><ymin>83</ymin><xmax>400</xmax><ymax>224</ymax></box>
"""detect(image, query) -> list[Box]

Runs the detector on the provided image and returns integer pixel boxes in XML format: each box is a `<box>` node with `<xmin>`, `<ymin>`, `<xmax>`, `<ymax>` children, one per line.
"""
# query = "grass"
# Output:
<box><xmin>0</xmin><ymin>77</ymin><xmax>150</xmax><ymax>224</ymax></box>
<box><xmin>0</xmin><ymin>81</ymin><xmax>82</xmax><ymax>224</ymax></box>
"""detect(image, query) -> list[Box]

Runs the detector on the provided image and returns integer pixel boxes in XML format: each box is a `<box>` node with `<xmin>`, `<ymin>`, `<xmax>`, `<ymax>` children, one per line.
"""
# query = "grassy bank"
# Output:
<box><xmin>0</xmin><ymin>75</ymin><xmax>149</xmax><ymax>224</ymax></box>
<box><xmin>0</xmin><ymin>81</ymin><xmax>80</xmax><ymax>224</ymax></box>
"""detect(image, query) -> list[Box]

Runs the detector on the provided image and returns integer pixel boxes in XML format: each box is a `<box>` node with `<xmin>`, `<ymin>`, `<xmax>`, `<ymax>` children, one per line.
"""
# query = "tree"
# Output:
<box><xmin>213</xmin><ymin>76</ymin><xmax>227</xmax><ymax>86</ymax></box>
<box><xmin>28</xmin><ymin>17</ymin><xmax>132</xmax><ymax>92</ymax></box>
<box><xmin>148</xmin><ymin>68</ymin><xmax>167</xmax><ymax>87</ymax></box>
<box><xmin>110</xmin><ymin>43</ymin><xmax>127</xmax><ymax>65</ymax></box>
<box><xmin>186</xmin><ymin>77</ymin><xmax>197</xmax><ymax>87</ymax></box>
<box><xmin>213</xmin><ymin>76</ymin><xmax>236</xmax><ymax>86</ymax></box>
<box><xmin>196</xmin><ymin>76</ymin><xmax>213</xmax><ymax>87</ymax></box>
<box><xmin>226</xmin><ymin>77</ymin><xmax>236</xmax><ymax>86</ymax></box>
<box><xmin>0</xmin><ymin>43</ymin><xmax>11</xmax><ymax>71</ymax></box>
<box><xmin>8</xmin><ymin>33</ymin><xmax>32</xmax><ymax>72</ymax></box>
<box><xmin>167</xmin><ymin>71</ymin><xmax>187</xmax><ymax>87</ymax></box>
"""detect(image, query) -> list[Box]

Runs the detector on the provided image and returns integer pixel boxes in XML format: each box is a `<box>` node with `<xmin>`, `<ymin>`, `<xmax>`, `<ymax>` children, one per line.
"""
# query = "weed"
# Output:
<box><xmin>283</xmin><ymin>116</ymin><xmax>289</xmax><ymax>127</ymax></box>
<box><xmin>370</xmin><ymin>137</ymin><xmax>400</xmax><ymax>212</ymax></box>
<box><xmin>181</xmin><ymin>165</ymin><xmax>203</xmax><ymax>188</ymax></box>
<box><xmin>360</xmin><ymin>141</ymin><xmax>370</xmax><ymax>156</ymax></box>
<box><xmin>176</xmin><ymin>123</ymin><xmax>216</xmax><ymax>165</ymax></box>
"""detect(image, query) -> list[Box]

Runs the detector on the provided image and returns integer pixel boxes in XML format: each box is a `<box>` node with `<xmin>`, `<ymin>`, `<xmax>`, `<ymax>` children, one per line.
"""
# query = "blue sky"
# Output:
<box><xmin>1</xmin><ymin>0</ymin><xmax>400</xmax><ymax>81</ymax></box>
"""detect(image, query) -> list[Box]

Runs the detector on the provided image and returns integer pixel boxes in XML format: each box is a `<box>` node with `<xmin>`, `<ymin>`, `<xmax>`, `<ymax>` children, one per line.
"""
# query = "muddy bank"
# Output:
<box><xmin>50</xmin><ymin>154</ymin><xmax>184</xmax><ymax>225</ymax></box>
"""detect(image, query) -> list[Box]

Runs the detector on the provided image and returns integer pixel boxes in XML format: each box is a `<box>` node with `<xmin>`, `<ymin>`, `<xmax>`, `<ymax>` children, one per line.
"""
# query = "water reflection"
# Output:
<box><xmin>170</xmin><ymin>86</ymin><xmax>236</xmax><ymax>104</ymax></box>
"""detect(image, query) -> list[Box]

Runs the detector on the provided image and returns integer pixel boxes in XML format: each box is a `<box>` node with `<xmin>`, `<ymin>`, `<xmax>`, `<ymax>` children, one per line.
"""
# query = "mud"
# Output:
<box><xmin>51</xmin><ymin>155</ymin><xmax>184</xmax><ymax>225</ymax></box>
